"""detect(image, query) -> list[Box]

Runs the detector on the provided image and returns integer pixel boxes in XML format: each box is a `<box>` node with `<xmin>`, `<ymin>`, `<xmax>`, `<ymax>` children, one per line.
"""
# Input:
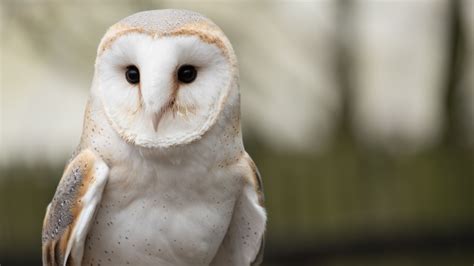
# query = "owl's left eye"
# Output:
<box><xmin>125</xmin><ymin>65</ymin><xmax>140</xmax><ymax>84</ymax></box>
<box><xmin>177</xmin><ymin>65</ymin><xmax>197</xmax><ymax>84</ymax></box>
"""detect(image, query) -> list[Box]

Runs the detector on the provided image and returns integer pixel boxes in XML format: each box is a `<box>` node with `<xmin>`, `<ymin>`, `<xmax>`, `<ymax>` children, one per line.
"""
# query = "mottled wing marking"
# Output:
<box><xmin>42</xmin><ymin>149</ymin><xmax>109</xmax><ymax>266</ymax></box>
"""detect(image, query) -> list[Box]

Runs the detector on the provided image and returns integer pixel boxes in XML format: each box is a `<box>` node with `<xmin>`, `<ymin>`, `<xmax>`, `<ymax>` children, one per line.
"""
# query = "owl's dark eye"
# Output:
<box><xmin>125</xmin><ymin>65</ymin><xmax>140</xmax><ymax>84</ymax></box>
<box><xmin>177</xmin><ymin>65</ymin><xmax>197</xmax><ymax>83</ymax></box>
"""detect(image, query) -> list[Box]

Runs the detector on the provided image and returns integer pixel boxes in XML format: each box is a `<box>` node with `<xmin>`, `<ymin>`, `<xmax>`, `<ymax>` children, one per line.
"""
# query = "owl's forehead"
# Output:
<box><xmin>120</xmin><ymin>9</ymin><xmax>210</xmax><ymax>33</ymax></box>
<box><xmin>98</xmin><ymin>9</ymin><xmax>231</xmax><ymax>58</ymax></box>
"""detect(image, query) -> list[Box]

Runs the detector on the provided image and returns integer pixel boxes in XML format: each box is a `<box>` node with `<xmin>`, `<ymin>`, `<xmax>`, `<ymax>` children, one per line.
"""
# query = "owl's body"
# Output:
<box><xmin>42</xmin><ymin>10</ymin><xmax>265</xmax><ymax>266</ymax></box>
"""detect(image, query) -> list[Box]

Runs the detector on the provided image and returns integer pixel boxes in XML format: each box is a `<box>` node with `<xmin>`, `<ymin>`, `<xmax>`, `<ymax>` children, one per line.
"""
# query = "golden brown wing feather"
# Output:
<box><xmin>42</xmin><ymin>149</ymin><xmax>109</xmax><ymax>266</ymax></box>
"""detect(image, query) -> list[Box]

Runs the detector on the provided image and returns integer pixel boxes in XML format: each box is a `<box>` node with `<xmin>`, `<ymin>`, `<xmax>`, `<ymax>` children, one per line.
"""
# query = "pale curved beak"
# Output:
<box><xmin>151</xmin><ymin>96</ymin><xmax>176</xmax><ymax>132</ymax></box>
<box><xmin>152</xmin><ymin>110</ymin><xmax>165</xmax><ymax>132</ymax></box>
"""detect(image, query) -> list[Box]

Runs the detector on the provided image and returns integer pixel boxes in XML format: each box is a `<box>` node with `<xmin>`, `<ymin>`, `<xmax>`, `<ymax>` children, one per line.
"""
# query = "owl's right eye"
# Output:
<box><xmin>125</xmin><ymin>65</ymin><xmax>140</xmax><ymax>84</ymax></box>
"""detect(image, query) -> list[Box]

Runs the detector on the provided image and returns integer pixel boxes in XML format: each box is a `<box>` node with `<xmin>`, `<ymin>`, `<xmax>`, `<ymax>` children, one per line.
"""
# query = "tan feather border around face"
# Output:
<box><xmin>97</xmin><ymin>22</ymin><xmax>233</xmax><ymax>62</ymax></box>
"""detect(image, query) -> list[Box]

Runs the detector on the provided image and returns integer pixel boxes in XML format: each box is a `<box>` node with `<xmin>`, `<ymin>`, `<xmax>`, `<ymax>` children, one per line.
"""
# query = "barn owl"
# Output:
<box><xmin>41</xmin><ymin>9</ymin><xmax>266</xmax><ymax>266</ymax></box>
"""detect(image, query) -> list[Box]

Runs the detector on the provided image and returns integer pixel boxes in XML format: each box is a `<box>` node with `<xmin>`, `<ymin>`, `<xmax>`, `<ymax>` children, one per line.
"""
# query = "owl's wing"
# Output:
<box><xmin>211</xmin><ymin>152</ymin><xmax>266</xmax><ymax>266</ymax></box>
<box><xmin>42</xmin><ymin>149</ymin><xmax>109</xmax><ymax>266</ymax></box>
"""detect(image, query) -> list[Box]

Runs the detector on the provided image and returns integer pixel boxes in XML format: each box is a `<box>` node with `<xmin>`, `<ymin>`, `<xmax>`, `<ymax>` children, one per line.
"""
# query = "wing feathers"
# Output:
<box><xmin>210</xmin><ymin>153</ymin><xmax>266</xmax><ymax>266</ymax></box>
<box><xmin>42</xmin><ymin>149</ymin><xmax>109</xmax><ymax>266</ymax></box>
<box><xmin>240</xmin><ymin>153</ymin><xmax>266</xmax><ymax>265</ymax></box>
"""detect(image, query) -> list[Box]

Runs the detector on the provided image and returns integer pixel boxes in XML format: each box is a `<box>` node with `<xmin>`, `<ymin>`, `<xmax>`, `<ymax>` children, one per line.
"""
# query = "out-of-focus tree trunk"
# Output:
<box><xmin>335</xmin><ymin>0</ymin><xmax>355</xmax><ymax>140</ymax></box>
<box><xmin>443</xmin><ymin>0</ymin><xmax>465</xmax><ymax>147</ymax></box>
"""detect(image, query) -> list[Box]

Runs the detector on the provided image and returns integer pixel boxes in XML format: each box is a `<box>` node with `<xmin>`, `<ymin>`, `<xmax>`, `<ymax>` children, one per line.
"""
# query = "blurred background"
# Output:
<box><xmin>1</xmin><ymin>0</ymin><xmax>473</xmax><ymax>265</ymax></box>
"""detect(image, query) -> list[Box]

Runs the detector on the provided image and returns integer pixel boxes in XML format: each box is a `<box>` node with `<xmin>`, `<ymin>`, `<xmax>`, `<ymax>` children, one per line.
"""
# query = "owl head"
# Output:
<box><xmin>92</xmin><ymin>9</ymin><xmax>239</xmax><ymax>148</ymax></box>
